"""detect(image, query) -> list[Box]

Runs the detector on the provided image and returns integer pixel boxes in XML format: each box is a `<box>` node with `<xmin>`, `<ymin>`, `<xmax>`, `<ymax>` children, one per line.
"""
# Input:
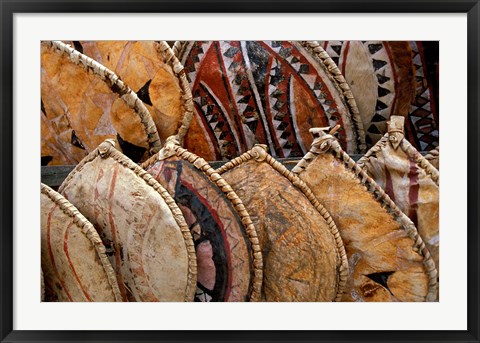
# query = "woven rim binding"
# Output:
<box><xmin>172</xmin><ymin>41</ymin><xmax>186</xmax><ymax>60</ymax></box>
<box><xmin>357</xmin><ymin>134</ymin><xmax>439</xmax><ymax>186</ymax></box>
<box><xmin>291</xmin><ymin>132</ymin><xmax>439</xmax><ymax>301</ymax></box>
<box><xmin>216</xmin><ymin>145</ymin><xmax>349</xmax><ymax>302</ymax></box>
<box><xmin>58</xmin><ymin>140</ymin><xmax>197</xmax><ymax>302</ymax></box>
<box><xmin>141</xmin><ymin>139</ymin><xmax>263</xmax><ymax>302</ymax></box>
<box><xmin>154</xmin><ymin>41</ymin><xmax>194</xmax><ymax>143</ymax></box>
<box><xmin>45</xmin><ymin>41</ymin><xmax>162</xmax><ymax>156</ymax></box>
<box><xmin>41</xmin><ymin>183</ymin><xmax>123</xmax><ymax>302</ymax></box>
<box><xmin>301</xmin><ymin>41</ymin><xmax>367</xmax><ymax>154</ymax></box>
<box><xmin>424</xmin><ymin>146</ymin><xmax>440</xmax><ymax>167</ymax></box>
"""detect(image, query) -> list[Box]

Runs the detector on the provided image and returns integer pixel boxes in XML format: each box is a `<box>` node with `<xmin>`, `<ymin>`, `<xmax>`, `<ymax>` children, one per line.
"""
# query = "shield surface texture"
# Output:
<box><xmin>41</xmin><ymin>41</ymin><xmax>161</xmax><ymax>166</ymax></box>
<box><xmin>175</xmin><ymin>40</ymin><xmax>365</xmax><ymax>161</ymax></box>
<box><xmin>41</xmin><ymin>183</ymin><xmax>122</xmax><ymax>302</ymax></box>
<box><xmin>292</xmin><ymin>129</ymin><xmax>438</xmax><ymax>302</ymax></box>
<box><xmin>321</xmin><ymin>41</ymin><xmax>439</xmax><ymax>150</ymax></box>
<box><xmin>68</xmin><ymin>41</ymin><xmax>193</xmax><ymax>143</ymax></box>
<box><xmin>358</xmin><ymin>116</ymin><xmax>439</xmax><ymax>271</ymax></box>
<box><xmin>216</xmin><ymin>145</ymin><xmax>349</xmax><ymax>302</ymax></box>
<box><xmin>59</xmin><ymin>140</ymin><xmax>197</xmax><ymax>302</ymax></box>
<box><xmin>141</xmin><ymin>140</ymin><xmax>263</xmax><ymax>302</ymax></box>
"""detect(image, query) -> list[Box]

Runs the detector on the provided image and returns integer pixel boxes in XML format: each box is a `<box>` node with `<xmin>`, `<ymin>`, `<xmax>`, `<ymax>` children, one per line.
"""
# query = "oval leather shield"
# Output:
<box><xmin>41</xmin><ymin>41</ymin><xmax>161</xmax><ymax>166</ymax></box>
<box><xmin>216</xmin><ymin>145</ymin><xmax>349</xmax><ymax>302</ymax></box>
<box><xmin>174</xmin><ymin>40</ymin><xmax>365</xmax><ymax>161</ymax></box>
<box><xmin>59</xmin><ymin>140</ymin><xmax>197</xmax><ymax>302</ymax></box>
<box><xmin>358</xmin><ymin>116</ymin><xmax>439</xmax><ymax>271</ymax></box>
<box><xmin>67</xmin><ymin>41</ymin><xmax>193</xmax><ymax>143</ymax></box>
<box><xmin>321</xmin><ymin>41</ymin><xmax>439</xmax><ymax>150</ymax></box>
<box><xmin>41</xmin><ymin>183</ymin><xmax>122</xmax><ymax>302</ymax></box>
<box><xmin>292</xmin><ymin>128</ymin><xmax>438</xmax><ymax>302</ymax></box>
<box><xmin>141</xmin><ymin>139</ymin><xmax>263</xmax><ymax>302</ymax></box>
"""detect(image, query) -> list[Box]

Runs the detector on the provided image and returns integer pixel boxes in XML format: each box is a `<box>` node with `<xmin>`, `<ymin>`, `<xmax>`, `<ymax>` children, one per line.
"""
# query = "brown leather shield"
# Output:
<box><xmin>174</xmin><ymin>40</ymin><xmax>365</xmax><ymax>161</ymax></box>
<box><xmin>216</xmin><ymin>145</ymin><xmax>348</xmax><ymax>302</ymax></box>
<box><xmin>41</xmin><ymin>183</ymin><xmax>121</xmax><ymax>302</ymax></box>
<box><xmin>141</xmin><ymin>139</ymin><xmax>263</xmax><ymax>302</ymax></box>
<box><xmin>358</xmin><ymin>116</ymin><xmax>439</xmax><ymax>271</ymax></box>
<box><xmin>41</xmin><ymin>41</ymin><xmax>161</xmax><ymax>165</ymax></box>
<box><xmin>292</xmin><ymin>128</ymin><xmax>438</xmax><ymax>302</ymax></box>
<box><xmin>321</xmin><ymin>41</ymin><xmax>439</xmax><ymax>150</ymax></box>
<box><xmin>67</xmin><ymin>41</ymin><xmax>193</xmax><ymax>144</ymax></box>
<box><xmin>59</xmin><ymin>140</ymin><xmax>197</xmax><ymax>302</ymax></box>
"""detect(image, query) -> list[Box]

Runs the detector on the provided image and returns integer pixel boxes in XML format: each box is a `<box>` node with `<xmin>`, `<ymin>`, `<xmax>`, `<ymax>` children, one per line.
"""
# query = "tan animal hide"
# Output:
<box><xmin>68</xmin><ymin>41</ymin><xmax>193</xmax><ymax>143</ymax></box>
<box><xmin>292</xmin><ymin>128</ymin><xmax>438</xmax><ymax>302</ymax></box>
<box><xmin>41</xmin><ymin>183</ymin><xmax>122</xmax><ymax>302</ymax></box>
<box><xmin>216</xmin><ymin>145</ymin><xmax>349</xmax><ymax>302</ymax></box>
<box><xmin>41</xmin><ymin>41</ymin><xmax>160</xmax><ymax>165</ymax></box>
<box><xmin>59</xmin><ymin>140</ymin><xmax>197</xmax><ymax>302</ymax></box>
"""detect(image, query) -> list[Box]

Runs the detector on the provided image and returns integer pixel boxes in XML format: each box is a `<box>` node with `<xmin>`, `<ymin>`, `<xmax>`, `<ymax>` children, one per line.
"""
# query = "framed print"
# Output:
<box><xmin>1</xmin><ymin>0</ymin><xmax>479</xmax><ymax>342</ymax></box>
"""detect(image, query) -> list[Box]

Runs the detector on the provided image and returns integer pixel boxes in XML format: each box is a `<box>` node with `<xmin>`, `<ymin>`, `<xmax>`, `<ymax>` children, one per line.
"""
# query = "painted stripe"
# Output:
<box><xmin>193</xmin><ymin>101</ymin><xmax>222</xmax><ymax>160</ymax></box>
<box><xmin>240</xmin><ymin>41</ymin><xmax>277</xmax><ymax>154</ymax></box>
<box><xmin>47</xmin><ymin>204</ymin><xmax>73</xmax><ymax>301</ymax></box>
<box><xmin>215</xmin><ymin>42</ymin><xmax>248</xmax><ymax>148</ymax></box>
<box><xmin>384</xmin><ymin>167</ymin><xmax>395</xmax><ymax>202</ymax></box>
<box><xmin>263</xmin><ymin>56</ymin><xmax>283</xmax><ymax>157</ymax></box>
<box><xmin>341</xmin><ymin>41</ymin><xmax>351</xmax><ymax>77</ymax></box>
<box><xmin>63</xmin><ymin>222</ymin><xmax>92</xmax><ymax>301</ymax></box>
<box><xmin>180</xmin><ymin>178</ymin><xmax>234</xmax><ymax>301</ymax></box>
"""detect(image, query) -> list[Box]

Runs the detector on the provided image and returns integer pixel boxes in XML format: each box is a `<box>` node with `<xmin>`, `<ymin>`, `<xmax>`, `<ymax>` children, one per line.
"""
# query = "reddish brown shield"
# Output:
<box><xmin>41</xmin><ymin>183</ymin><xmax>121</xmax><ymax>302</ymax></box>
<box><xmin>321</xmin><ymin>41</ymin><xmax>439</xmax><ymax>150</ymax></box>
<box><xmin>59</xmin><ymin>140</ymin><xmax>197</xmax><ymax>302</ymax></box>
<box><xmin>175</xmin><ymin>40</ymin><xmax>365</xmax><ymax>161</ymax></box>
<box><xmin>141</xmin><ymin>140</ymin><xmax>263</xmax><ymax>302</ymax></box>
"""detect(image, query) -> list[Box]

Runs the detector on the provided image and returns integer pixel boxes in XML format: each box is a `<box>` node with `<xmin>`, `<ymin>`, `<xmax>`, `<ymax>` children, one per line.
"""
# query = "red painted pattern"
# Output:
<box><xmin>341</xmin><ymin>41</ymin><xmax>351</xmax><ymax>77</ymax></box>
<box><xmin>63</xmin><ymin>222</ymin><xmax>92</xmax><ymax>301</ymax></box>
<box><xmin>47</xmin><ymin>204</ymin><xmax>73</xmax><ymax>301</ymax></box>
<box><xmin>382</xmin><ymin>42</ymin><xmax>399</xmax><ymax>118</ymax></box>
<box><xmin>259</xmin><ymin>41</ymin><xmax>346</xmax><ymax>148</ymax></box>
<box><xmin>179</xmin><ymin>178</ymin><xmax>233</xmax><ymax>301</ymax></box>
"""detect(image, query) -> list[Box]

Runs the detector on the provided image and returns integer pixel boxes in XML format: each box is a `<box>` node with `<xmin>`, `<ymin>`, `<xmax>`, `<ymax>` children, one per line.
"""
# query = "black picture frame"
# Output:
<box><xmin>1</xmin><ymin>1</ymin><xmax>479</xmax><ymax>342</ymax></box>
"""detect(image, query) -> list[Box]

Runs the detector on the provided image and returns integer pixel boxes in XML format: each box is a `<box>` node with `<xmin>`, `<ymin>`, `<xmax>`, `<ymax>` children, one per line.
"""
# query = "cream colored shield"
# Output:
<box><xmin>41</xmin><ymin>183</ymin><xmax>121</xmax><ymax>302</ymax></box>
<box><xmin>292</xmin><ymin>128</ymin><xmax>438</xmax><ymax>302</ymax></box>
<box><xmin>67</xmin><ymin>41</ymin><xmax>193</xmax><ymax>143</ymax></box>
<box><xmin>216</xmin><ymin>145</ymin><xmax>348</xmax><ymax>302</ymax></box>
<box><xmin>141</xmin><ymin>139</ymin><xmax>263</xmax><ymax>302</ymax></box>
<box><xmin>358</xmin><ymin>116</ymin><xmax>439</xmax><ymax>271</ymax></box>
<box><xmin>59</xmin><ymin>140</ymin><xmax>197</xmax><ymax>302</ymax></box>
<box><xmin>41</xmin><ymin>41</ymin><xmax>161</xmax><ymax>166</ymax></box>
